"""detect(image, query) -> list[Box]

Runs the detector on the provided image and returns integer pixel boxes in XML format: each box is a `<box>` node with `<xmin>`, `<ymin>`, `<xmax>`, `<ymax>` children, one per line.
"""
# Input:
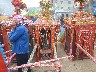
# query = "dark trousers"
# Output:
<box><xmin>16</xmin><ymin>53</ymin><xmax>31</xmax><ymax>72</ymax></box>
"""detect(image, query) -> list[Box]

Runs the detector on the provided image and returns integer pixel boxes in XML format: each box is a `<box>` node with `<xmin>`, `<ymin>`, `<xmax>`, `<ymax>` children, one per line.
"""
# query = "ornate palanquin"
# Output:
<box><xmin>28</xmin><ymin>20</ymin><xmax>60</xmax><ymax>61</ymax></box>
<box><xmin>63</xmin><ymin>11</ymin><xmax>96</xmax><ymax>59</ymax></box>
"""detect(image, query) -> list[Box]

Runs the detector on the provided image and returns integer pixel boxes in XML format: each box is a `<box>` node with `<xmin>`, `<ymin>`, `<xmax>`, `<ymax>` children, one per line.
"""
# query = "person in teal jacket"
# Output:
<box><xmin>9</xmin><ymin>20</ymin><xmax>31</xmax><ymax>72</ymax></box>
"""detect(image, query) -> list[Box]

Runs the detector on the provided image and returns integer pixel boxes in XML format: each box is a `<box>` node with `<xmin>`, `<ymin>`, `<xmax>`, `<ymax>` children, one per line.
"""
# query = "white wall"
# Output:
<box><xmin>52</xmin><ymin>0</ymin><xmax>75</xmax><ymax>20</ymax></box>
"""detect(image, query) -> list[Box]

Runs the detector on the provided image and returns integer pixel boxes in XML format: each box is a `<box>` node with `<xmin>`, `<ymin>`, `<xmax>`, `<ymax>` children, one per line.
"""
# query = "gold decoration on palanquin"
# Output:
<box><xmin>63</xmin><ymin>11</ymin><xmax>96</xmax><ymax>26</ymax></box>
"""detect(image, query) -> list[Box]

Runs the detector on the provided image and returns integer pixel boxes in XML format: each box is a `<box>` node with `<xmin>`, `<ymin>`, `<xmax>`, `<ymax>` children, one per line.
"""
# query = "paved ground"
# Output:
<box><xmin>10</xmin><ymin>42</ymin><xmax>96</xmax><ymax>72</ymax></box>
<box><xmin>31</xmin><ymin>42</ymin><xmax>96</xmax><ymax>72</ymax></box>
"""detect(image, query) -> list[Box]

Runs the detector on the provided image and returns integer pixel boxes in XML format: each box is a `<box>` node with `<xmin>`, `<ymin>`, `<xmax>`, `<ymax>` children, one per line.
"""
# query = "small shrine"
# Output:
<box><xmin>28</xmin><ymin>0</ymin><xmax>60</xmax><ymax>61</ymax></box>
<box><xmin>63</xmin><ymin>0</ymin><xmax>96</xmax><ymax>60</ymax></box>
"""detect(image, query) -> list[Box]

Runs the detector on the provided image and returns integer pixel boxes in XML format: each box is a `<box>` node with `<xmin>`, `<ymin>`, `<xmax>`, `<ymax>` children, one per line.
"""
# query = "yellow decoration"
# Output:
<box><xmin>0</xmin><ymin>16</ymin><xmax>8</xmax><ymax>21</ymax></box>
<box><xmin>63</xmin><ymin>11</ymin><xmax>96</xmax><ymax>26</ymax></box>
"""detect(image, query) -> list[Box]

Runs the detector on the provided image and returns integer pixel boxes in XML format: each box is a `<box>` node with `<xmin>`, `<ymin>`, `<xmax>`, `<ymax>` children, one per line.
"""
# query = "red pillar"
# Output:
<box><xmin>35</xmin><ymin>26</ymin><xmax>40</xmax><ymax>61</ymax></box>
<box><xmin>1</xmin><ymin>27</ymin><xmax>11</xmax><ymax>57</ymax></box>
<box><xmin>0</xmin><ymin>53</ymin><xmax>8</xmax><ymax>72</ymax></box>
<box><xmin>51</xmin><ymin>26</ymin><xmax>55</xmax><ymax>58</ymax></box>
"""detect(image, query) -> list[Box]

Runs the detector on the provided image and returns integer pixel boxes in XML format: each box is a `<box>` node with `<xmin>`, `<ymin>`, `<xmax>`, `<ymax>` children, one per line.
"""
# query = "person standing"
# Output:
<box><xmin>9</xmin><ymin>20</ymin><xmax>31</xmax><ymax>72</ymax></box>
<box><xmin>60</xmin><ymin>14</ymin><xmax>64</xmax><ymax>26</ymax></box>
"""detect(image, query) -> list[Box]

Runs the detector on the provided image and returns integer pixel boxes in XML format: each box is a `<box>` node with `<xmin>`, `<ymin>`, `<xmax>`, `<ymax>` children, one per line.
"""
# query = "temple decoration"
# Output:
<box><xmin>32</xmin><ymin>22</ymin><xmax>60</xmax><ymax>61</ymax></box>
<box><xmin>11</xmin><ymin>0</ymin><xmax>27</xmax><ymax>13</ymax></box>
<box><xmin>40</xmin><ymin>0</ymin><xmax>52</xmax><ymax>22</ymax></box>
<box><xmin>64</xmin><ymin>11</ymin><xmax>95</xmax><ymax>26</ymax></box>
<box><xmin>28</xmin><ymin>0</ymin><xmax>60</xmax><ymax>61</ymax></box>
<box><xmin>63</xmin><ymin>6</ymin><xmax>96</xmax><ymax>60</ymax></box>
<box><xmin>74</xmin><ymin>0</ymin><xmax>89</xmax><ymax>10</ymax></box>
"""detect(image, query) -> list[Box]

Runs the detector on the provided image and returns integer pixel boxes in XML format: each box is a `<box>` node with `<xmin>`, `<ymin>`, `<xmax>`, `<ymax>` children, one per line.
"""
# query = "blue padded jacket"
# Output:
<box><xmin>9</xmin><ymin>25</ymin><xmax>29</xmax><ymax>54</ymax></box>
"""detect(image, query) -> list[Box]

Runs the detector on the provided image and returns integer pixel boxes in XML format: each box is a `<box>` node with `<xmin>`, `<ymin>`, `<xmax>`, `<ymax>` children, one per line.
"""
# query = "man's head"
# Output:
<box><xmin>11</xmin><ymin>20</ymin><xmax>18</xmax><ymax>29</ymax></box>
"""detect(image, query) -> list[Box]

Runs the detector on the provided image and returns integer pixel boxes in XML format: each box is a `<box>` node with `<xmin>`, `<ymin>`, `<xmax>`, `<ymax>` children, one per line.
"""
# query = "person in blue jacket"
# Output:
<box><xmin>9</xmin><ymin>20</ymin><xmax>31</xmax><ymax>72</ymax></box>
